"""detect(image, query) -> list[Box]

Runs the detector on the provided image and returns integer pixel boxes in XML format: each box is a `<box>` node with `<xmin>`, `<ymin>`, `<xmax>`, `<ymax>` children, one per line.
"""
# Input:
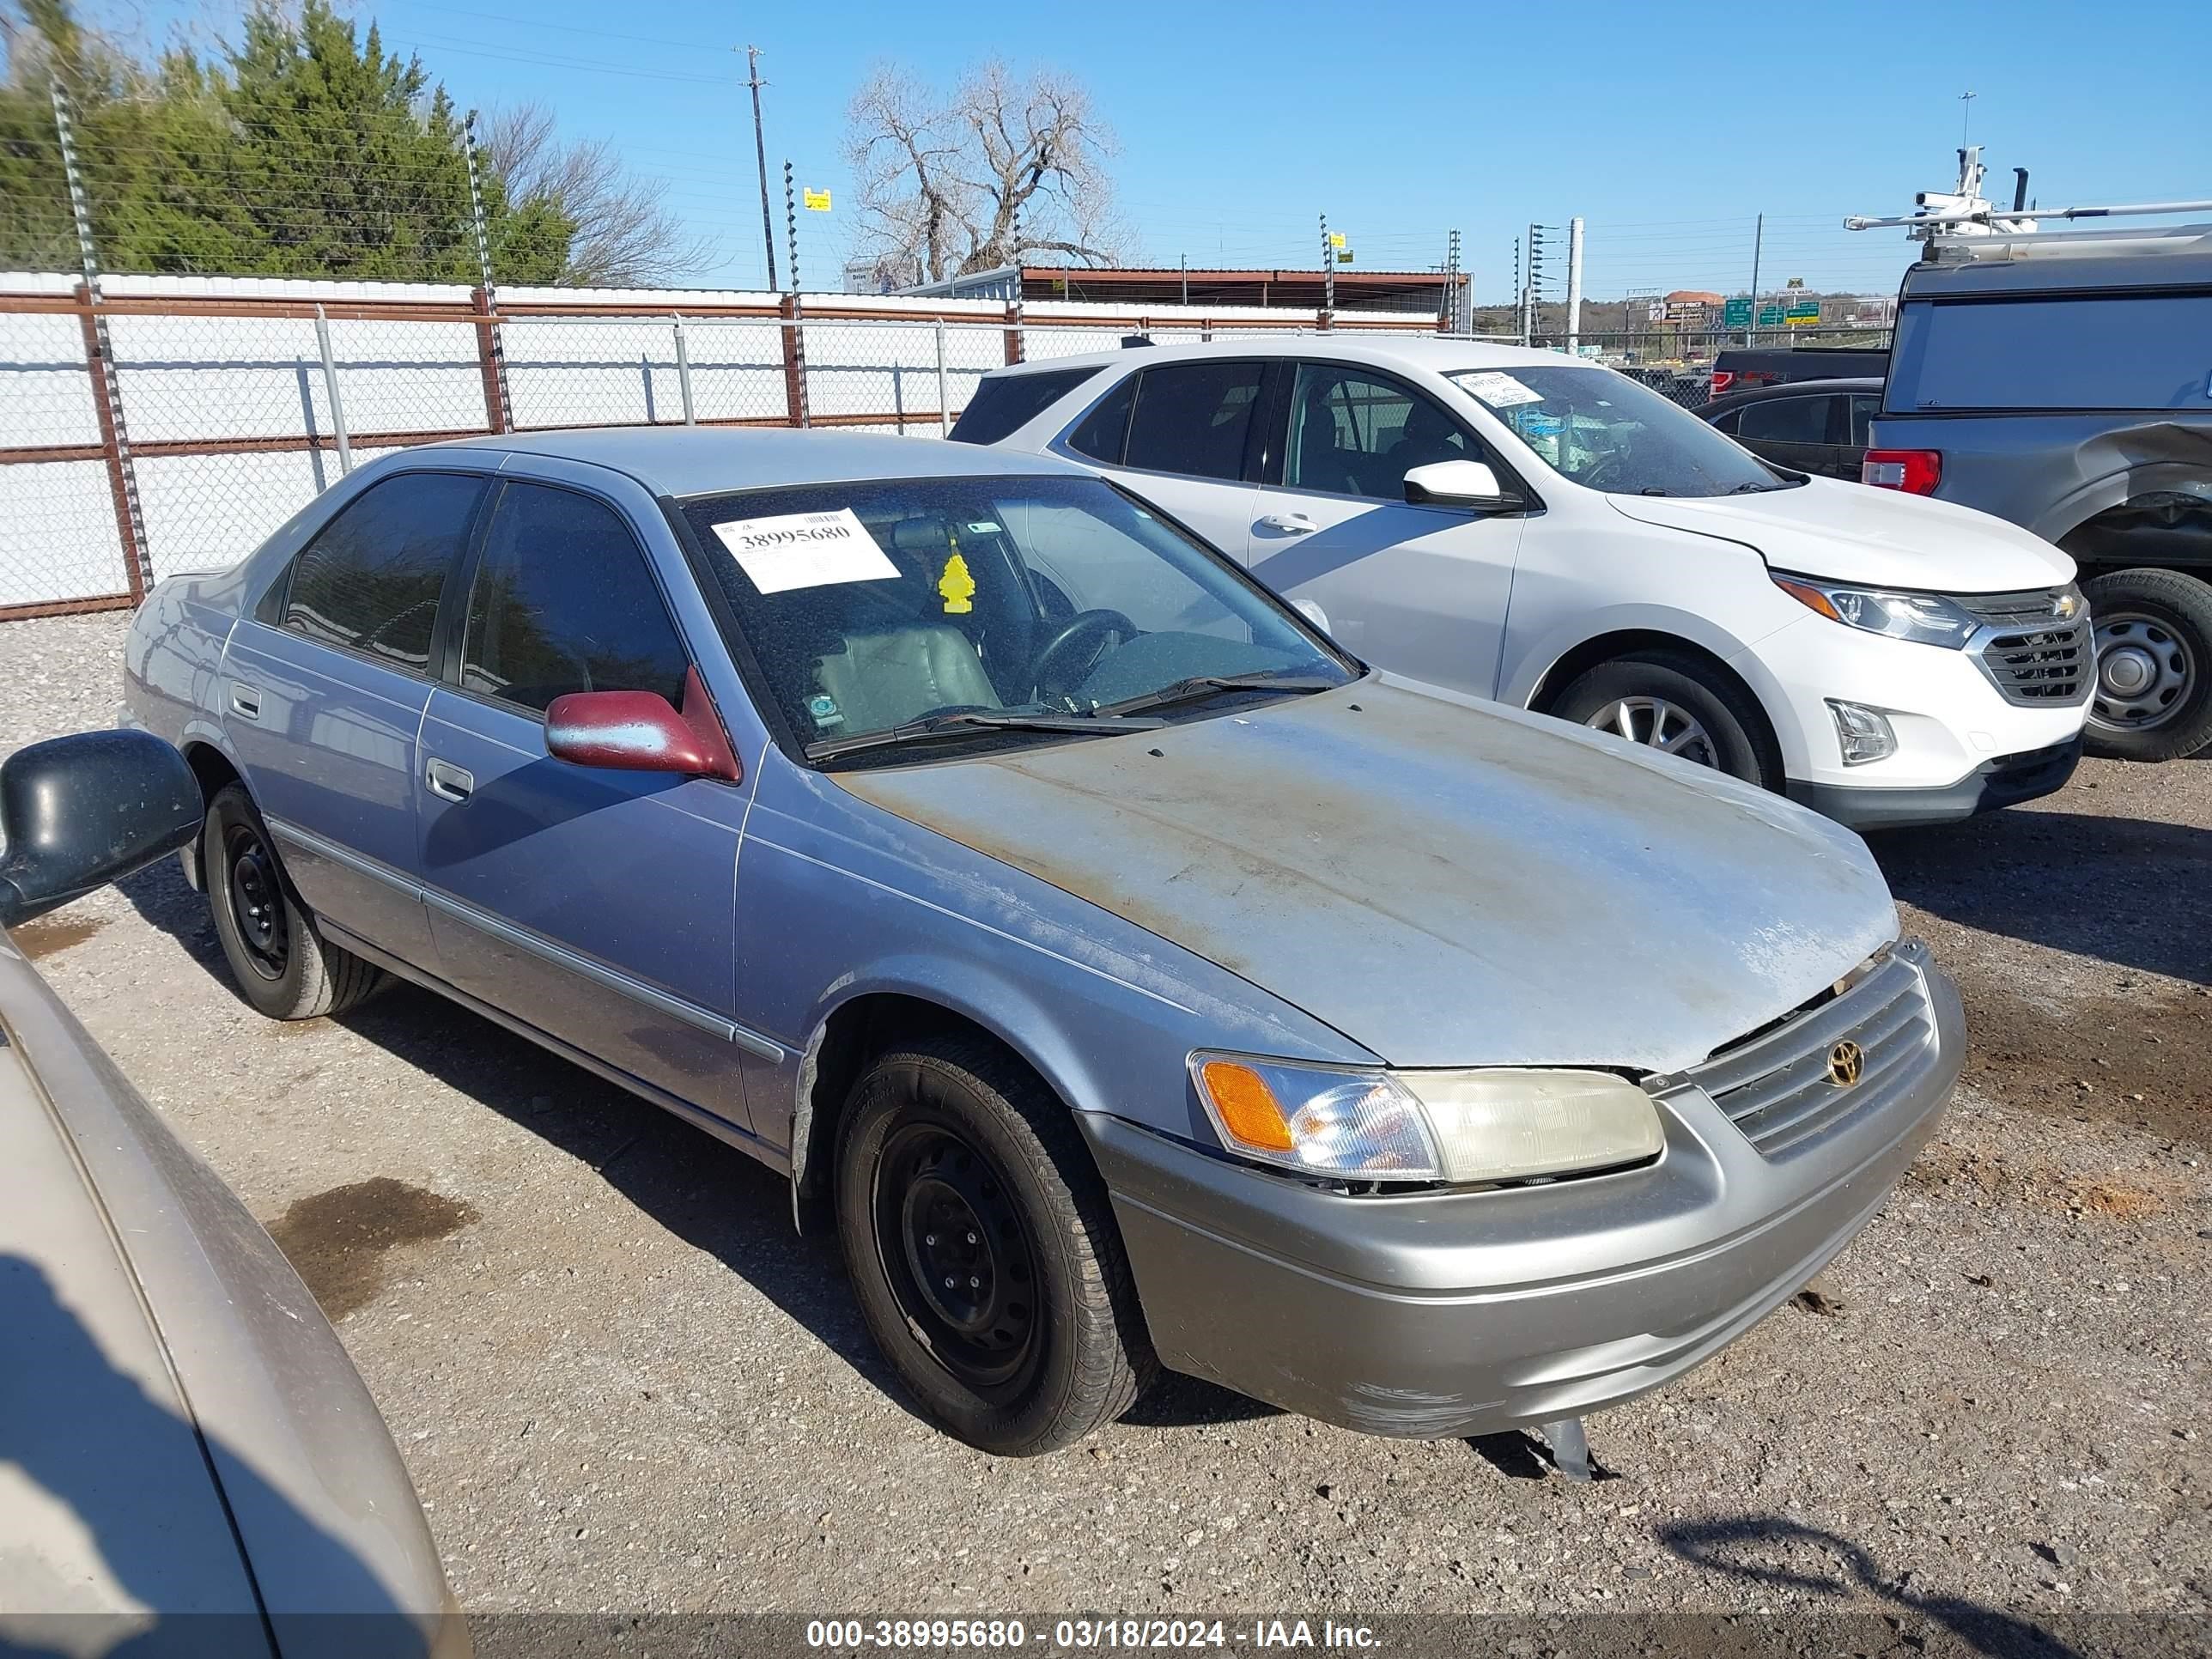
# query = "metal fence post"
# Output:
<box><xmin>51</xmin><ymin>74</ymin><xmax>149</xmax><ymax>601</ymax></box>
<box><xmin>462</xmin><ymin>113</ymin><xmax>513</xmax><ymax>432</ymax></box>
<box><xmin>672</xmin><ymin>314</ymin><xmax>696</xmax><ymax>425</ymax></box>
<box><xmin>313</xmin><ymin>304</ymin><xmax>353</xmax><ymax>473</ymax></box>
<box><xmin>779</xmin><ymin>294</ymin><xmax>809</xmax><ymax>428</ymax></box>
<box><xmin>934</xmin><ymin>319</ymin><xmax>951</xmax><ymax>436</ymax></box>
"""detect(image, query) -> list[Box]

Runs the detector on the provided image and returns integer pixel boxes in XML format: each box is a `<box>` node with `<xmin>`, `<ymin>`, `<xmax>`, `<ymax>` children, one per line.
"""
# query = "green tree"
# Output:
<box><xmin>0</xmin><ymin>0</ymin><xmax>578</xmax><ymax>281</ymax></box>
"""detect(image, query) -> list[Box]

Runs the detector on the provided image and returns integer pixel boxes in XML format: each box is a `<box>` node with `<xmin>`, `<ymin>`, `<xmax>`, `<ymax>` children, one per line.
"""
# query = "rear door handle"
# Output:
<box><xmin>424</xmin><ymin>757</ymin><xmax>475</xmax><ymax>802</ymax></box>
<box><xmin>229</xmin><ymin>682</ymin><xmax>262</xmax><ymax>720</ymax></box>
<box><xmin>1257</xmin><ymin>513</ymin><xmax>1318</xmax><ymax>534</ymax></box>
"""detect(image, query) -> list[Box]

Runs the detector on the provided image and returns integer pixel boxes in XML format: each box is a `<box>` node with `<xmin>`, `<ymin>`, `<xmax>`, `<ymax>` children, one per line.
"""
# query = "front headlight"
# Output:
<box><xmin>1188</xmin><ymin>1053</ymin><xmax>1664</xmax><ymax>1185</ymax></box>
<box><xmin>1772</xmin><ymin>574</ymin><xmax>1978</xmax><ymax>648</ymax></box>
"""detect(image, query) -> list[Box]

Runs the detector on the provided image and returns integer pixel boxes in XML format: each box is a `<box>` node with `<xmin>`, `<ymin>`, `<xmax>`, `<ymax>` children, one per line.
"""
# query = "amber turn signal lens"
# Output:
<box><xmin>1772</xmin><ymin>577</ymin><xmax>1843</xmax><ymax>622</ymax></box>
<box><xmin>1199</xmin><ymin>1060</ymin><xmax>1295</xmax><ymax>1152</ymax></box>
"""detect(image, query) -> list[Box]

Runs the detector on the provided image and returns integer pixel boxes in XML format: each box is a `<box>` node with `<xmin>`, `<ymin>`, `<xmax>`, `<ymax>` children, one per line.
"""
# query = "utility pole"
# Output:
<box><xmin>743</xmin><ymin>46</ymin><xmax>777</xmax><ymax>291</ymax></box>
<box><xmin>1180</xmin><ymin>252</ymin><xmax>1188</xmax><ymax>307</ymax></box>
<box><xmin>1565</xmin><ymin>216</ymin><xmax>1584</xmax><ymax>355</ymax></box>
<box><xmin>1746</xmin><ymin>211</ymin><xmax>1764</xmax><ymax>344</ymax></box>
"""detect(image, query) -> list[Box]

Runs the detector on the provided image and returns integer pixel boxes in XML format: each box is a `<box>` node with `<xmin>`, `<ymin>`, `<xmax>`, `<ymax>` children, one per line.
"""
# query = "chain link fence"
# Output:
<box><xmin>0</xmin><ymin>282</ymin><xmax>1453</xmax><ymax>617</ymax></box>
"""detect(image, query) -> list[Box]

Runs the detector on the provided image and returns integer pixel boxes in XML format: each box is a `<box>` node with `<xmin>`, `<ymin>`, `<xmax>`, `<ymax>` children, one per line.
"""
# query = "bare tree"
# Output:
<box><xmin>845</xmin><ymin>58</ymin><xmax>1123</xmax><ymax>289</ymax></box>
<box><xmin>483</xmin><ymin>102</ymin><xmax>712</xmax><ymax>286</ymax></box>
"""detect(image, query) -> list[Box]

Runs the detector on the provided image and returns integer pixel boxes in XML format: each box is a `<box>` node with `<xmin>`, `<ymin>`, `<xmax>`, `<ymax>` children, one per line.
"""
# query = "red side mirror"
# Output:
<box><xmin>544</xmin><ymin>665</ymin><xmax>742</xmax><ymax>782</ymax></box>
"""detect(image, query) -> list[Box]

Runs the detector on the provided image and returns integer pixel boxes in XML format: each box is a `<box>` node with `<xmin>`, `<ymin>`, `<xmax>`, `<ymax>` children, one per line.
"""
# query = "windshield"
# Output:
<box><xmin>1446</xmin><ymin>365</ymin><xmax>1792</xmax><ymax>497</ymax></box>
<box><xmin>679</xmin><ymin>475</ymin><xmax>1352</xmax><ymax>763</ymax></box>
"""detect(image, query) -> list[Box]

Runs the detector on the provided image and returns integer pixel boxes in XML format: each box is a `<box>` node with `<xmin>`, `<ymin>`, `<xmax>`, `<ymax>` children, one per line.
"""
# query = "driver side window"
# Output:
<box><xmin>460</xmin><ymin>483</ymin><xmax>690</xmax><ymax>714</ymax></box>
<box><xmin>1285</xmin><ymin>365</ymin><xmax>1469</xmax><ymax>499</ymax></box>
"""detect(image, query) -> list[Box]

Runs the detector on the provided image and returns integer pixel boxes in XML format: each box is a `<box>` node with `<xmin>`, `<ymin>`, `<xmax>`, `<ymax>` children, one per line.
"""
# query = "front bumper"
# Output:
<box><xmin>1082</xmin><ymin>944</ymin><xmax>1964</xmax><ymax>1439</ymax></box>
<box><xmin>1787</xmin><ymin>736</ymin><xmax>2082</xmax><ymax>831</ymax></box>
<box><xmin>1729</xmin><ymin>611</ymin><xmax>2089</xmax><ymax>806</ymax></box>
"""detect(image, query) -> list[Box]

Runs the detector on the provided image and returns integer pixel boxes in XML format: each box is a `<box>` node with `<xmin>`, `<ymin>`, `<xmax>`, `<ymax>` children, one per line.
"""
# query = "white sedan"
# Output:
<box><xmin>963</xmin><ymin>336</ymin><xmax>2092</xmax><ymax>829</ymax></box>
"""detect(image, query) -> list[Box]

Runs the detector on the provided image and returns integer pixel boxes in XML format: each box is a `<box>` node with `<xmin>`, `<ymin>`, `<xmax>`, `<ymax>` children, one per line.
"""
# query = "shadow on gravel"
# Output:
<box><xmin>1661</xmin><ymin>1516</ymin><xmax>2080</xmax><ymax>1659</ymax></box>
<box><xmin>1873</xmin><ymin>806</ymin><xmax>2212</xmax><ymax>986</ymax></box>
<box><xmin>113</xmin><ymin>855</ymin><xmax>1285</xmax><ymax>1440</ymax></box>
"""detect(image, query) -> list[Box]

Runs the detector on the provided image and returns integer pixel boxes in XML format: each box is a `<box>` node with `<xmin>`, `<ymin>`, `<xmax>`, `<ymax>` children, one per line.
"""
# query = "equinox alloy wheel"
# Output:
<box><xmin>1550</xmin><ymin>649</ymin><xmax>1782</xmax><ymax>790</ymax></box>
<box><xmin>1580</xmin><ymin>696</ymin><xmax>1719</xmax><ymax>768</ymax></box>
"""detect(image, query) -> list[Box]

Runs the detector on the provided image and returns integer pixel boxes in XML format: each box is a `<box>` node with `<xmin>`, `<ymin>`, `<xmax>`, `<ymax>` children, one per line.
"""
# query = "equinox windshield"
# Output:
<box><xmin>1448</xmin><ymin>365</ymin><xmax>1790</xmax><ymax>497</ymax></box>
<box><xmin>680</xmin><ymin>476</ymin><xmax>1350</xmax><ymax>760</ymax></box>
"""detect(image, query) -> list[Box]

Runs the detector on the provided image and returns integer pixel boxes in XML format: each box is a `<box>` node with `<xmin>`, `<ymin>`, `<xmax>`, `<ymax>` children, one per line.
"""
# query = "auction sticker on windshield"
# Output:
<box><xmin>710</xmin><ymin>508</ymin><xmax>900</xmax><ymax>594</ymax></box>
<box><xmin>1455</xmin><ymin>370</ymin><xmax>1544</xmax><ymax>409</ymax></box>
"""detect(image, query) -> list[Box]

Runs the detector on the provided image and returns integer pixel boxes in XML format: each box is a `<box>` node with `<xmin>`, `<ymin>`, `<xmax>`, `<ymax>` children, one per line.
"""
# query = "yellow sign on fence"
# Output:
<box><xmin>803</xmin><ymin>188</ymin><xmax>832</xmax><ymax>212</ymax></box>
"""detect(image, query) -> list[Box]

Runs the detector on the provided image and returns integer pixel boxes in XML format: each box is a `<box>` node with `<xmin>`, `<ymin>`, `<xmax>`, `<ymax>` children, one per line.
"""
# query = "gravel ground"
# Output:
<box><xmin>5</xmin><ymin>612</ymin><xmax>2209</xmax><ymax>1635</ymax></box>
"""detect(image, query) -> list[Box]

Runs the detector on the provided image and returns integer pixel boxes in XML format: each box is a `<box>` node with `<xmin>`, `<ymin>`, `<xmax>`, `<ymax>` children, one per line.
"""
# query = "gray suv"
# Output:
<box><xmin>1865</xmin><ymin>240</ymin><xmax>2212</xmax><ymax>759</ymax></box>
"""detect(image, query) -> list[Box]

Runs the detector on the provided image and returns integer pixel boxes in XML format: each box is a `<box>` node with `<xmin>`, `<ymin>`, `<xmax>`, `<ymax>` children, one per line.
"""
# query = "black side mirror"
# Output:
<box><xmin>0</xmin><ymin>731</ymin><xmax>204</xmax><ymax>929</ymax></box>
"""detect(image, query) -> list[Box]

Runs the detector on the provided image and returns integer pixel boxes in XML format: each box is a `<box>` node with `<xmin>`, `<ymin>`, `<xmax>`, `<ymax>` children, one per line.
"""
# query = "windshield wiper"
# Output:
<box><xmin>806</xmin><ymin>709</ymin><xmax>1164</xmax><ymax>763</ymax></box>
<box><xmin>1093</xmin><ymin>672</ymin><xmax>1346</xmax><ymax>719</ymax></box>
<box><xmin>1729</xmin><ymin>477</ymin><xmax>1808</xmax><ymax>493</ymax></box>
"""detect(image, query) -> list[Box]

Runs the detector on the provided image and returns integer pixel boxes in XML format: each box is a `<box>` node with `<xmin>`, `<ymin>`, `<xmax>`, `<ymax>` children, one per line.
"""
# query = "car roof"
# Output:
<box><xmin>1702</xmin><ymin>375</ymin><xmax>1884</xmax><ymax>411</ymax></box>
<box><xmin>984</xmin><ymin>333</ymin><xmax>1581</xmax><ymax>381</ymax></box>
<box><xmin>1901</xmin><ymin>247</ymin><xmax>2212</xmax><ymax>297</ymax></box>
<box><xmin>425</xmin><ymin>426</ymin><xmax>1090</xmax><ymax>498</ymax></box>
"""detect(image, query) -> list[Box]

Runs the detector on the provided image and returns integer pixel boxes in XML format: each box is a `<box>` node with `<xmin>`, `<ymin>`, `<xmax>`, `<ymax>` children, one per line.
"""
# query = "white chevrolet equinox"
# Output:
<box><xmin>963</xmin><ymin>337</ymin><xmax>2092</xmax><ymax>829</ymax></box>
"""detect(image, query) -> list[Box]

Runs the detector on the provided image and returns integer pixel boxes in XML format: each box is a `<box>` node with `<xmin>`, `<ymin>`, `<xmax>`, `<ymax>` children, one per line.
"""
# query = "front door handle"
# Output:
<box><xmin>229</xmin><ymin>682</ymin><xmax>262</xmax><ymax>720</ymax></box>
<box><xmin>425</xmin><ymin>757</ymin><xmax>475</xmax><ymax>802</ymax></box>
<box><xmin>1257</xmin><ymin>513</ymin><xmax>1318</xmax><ymax>534</ymax></box>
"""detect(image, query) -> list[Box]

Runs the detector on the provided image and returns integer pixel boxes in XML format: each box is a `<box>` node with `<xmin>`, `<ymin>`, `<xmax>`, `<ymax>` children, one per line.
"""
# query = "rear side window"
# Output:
<box><xmin>1891</xmin><ymin>293</ymin><xmax>2212</xmax><ymax>412</ymax></box>
<box><xmin>1066</xmin><ymin>371</ymin><xmax>1137</xmax><ymax>463</ymax></box>
<box><xmin>1122</xmin><ymin>362</ymin><xmax>1266</xmax><ymax>480</ymax></box>
<box><xmin>459</xmin><ymin>483</ymin><xmax>690</xmax><ymax>714</ymax></box>
<box><xmin>280</xmin><ymin>471</ymin><xmax>484</xmax><ymax>669</ymax></box>
<box><xmin>1735</xmin><ymin>395</ymin><xmax>1835</xmax><ymax>445</ymax></box>
<box><xmin>950</xmin><ymin>368</ymin><xmax>1100</xmax><ymax>445</ymax></box>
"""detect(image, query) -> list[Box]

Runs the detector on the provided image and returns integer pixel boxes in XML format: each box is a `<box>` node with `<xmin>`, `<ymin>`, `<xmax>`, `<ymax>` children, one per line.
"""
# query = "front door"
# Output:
<box><xmin>413</xmin><ymin>477</ymin><xmax>753</xmax><ymax>1133</ymax></box>
<box><xmin>1240</xmin><ymin>361</ymin><xmax>1523</xmax><ymax>696</ymax></box>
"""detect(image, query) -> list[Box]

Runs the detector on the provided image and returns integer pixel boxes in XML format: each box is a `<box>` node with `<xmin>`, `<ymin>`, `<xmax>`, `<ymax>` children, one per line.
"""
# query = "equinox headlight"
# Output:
<box><xmin>1772</xmin><ymin>574</ymin><xmax>1978</xmax><ymax>648</ymax></box>
<box><xmin>1188</xmin><ymin>1053</ymin><xmax>1664</xmax><ymax>1185</ymax></box>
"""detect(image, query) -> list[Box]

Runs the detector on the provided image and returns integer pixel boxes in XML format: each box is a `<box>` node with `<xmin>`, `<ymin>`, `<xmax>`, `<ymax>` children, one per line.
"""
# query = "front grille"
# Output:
<box><xmin>1681</xmin><ymin>943</ymin><xmax>1937</xmax><ymax>1158</ymax></box>
<box><xmin>1960</xmin><ymin>588</ymin><xmax>2092</xmax><ymax>707</ymax></box>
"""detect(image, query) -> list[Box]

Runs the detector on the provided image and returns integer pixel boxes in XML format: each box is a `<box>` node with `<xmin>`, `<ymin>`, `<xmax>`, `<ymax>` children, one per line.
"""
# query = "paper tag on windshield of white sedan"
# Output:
<box><xmin>709</xmin><ymin>508</ymin><xmax>899</xmax><ymax>594</ymax></box>
<box><xmin>1456</xmin><ymin>370</ymin><xmax>1543</xmax><ymax>409</ymax></box>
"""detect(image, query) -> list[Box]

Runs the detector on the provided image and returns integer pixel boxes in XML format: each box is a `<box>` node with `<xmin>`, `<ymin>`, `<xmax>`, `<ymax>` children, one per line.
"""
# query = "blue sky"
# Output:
<box><xmin>130</xmin><ymin>0</ymin><xmax>2212</xmax><ymax>297</ymax></box>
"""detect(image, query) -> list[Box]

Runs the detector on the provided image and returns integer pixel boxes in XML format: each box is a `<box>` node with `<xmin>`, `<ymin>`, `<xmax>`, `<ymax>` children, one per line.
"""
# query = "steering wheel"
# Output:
<box><xmin>1577</xmin><ymin>449</ymin><xmax>1628</xmax><ymax>491</ymax></box>
<box><xmin>1031</xmin><ymin>609</ymin><xmax>1135</xmax><ymax>702</ymax></box>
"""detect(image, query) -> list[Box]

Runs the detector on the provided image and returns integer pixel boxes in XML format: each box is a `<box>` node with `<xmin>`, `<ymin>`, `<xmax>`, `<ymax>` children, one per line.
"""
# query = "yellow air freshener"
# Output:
<box><xmin>939</xmin><ymin>552</ymin><xmax>975</xmax><ymax>614</ymax></box>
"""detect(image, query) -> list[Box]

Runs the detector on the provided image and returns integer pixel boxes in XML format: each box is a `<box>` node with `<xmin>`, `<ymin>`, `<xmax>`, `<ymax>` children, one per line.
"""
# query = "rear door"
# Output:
<box><xmin>413</xmin><ymin>471</ymin><xmax>756</xmax><ymax>1133</ymax></box>
<box><xmin>1237</xmin><ymin>360</ymin><xmax>1522</xmax><ymax>692</ymax></box>
<box><xmin>1061</xmin><ymin>359</ymin><xmax>1272</xmax><ymax>557</ymax></box>
<box><xmin>221</xmin><ymin>468</ymin><xmax>489</xmax><ymax>963</ymax></box>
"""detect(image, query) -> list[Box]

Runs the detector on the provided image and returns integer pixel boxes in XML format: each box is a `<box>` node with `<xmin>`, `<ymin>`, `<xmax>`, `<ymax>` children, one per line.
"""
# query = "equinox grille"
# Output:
<box><xmin>1960</xmin><ymin>588</ymin><xmax>2092</xmax><ymax>706</ymax></box>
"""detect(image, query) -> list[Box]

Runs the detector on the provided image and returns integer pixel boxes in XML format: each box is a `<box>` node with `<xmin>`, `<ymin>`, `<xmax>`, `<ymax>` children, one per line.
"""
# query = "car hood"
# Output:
<box><xmin>1607</xmin><ymin>476</ymin><xmax>2075</xmax><ymax>592</ymax></box>
<box><xmin>836</xmin><ymin>678</ymin><xmax>1898</xmax><ymax>1071</ymax></box>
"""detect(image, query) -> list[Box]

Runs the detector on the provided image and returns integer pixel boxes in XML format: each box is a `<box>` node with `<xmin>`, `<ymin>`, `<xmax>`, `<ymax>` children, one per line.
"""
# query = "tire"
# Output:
<box><xmin>203</xmin><ymin>784</ymin><xmax>386</xmax><ymax>1020</ymax></box>
<box><xmin>1550</xmin><ymin>649</ymin><xmax>1782</xmax><ymax>790</ymax></box>
<box><xmin>835</xmin><ymin>1035</ymin><xmax>1155</xmax><ymax>1455</ymax></box>
<box><xmin>2081</xmin><ymin>568</ymin><xmax>2212</xmax><ymax>762</ymax></box>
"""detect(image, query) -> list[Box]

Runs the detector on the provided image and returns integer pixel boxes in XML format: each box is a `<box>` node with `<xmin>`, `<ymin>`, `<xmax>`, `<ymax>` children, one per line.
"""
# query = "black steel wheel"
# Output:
<box><xmin>204</xmin><ymin>783</ymin><xmax>386</xmax><ymax>1020</ymax></box>
<box><xmin>875</xmin><ymin>1121</ymin><xmax>1041</xmax><ymax>1399</ymax></box>
<box><xmin>836</xmin><ymin>1036</ymin><xmax>1154</xmax><ymax>1455</ymax></box>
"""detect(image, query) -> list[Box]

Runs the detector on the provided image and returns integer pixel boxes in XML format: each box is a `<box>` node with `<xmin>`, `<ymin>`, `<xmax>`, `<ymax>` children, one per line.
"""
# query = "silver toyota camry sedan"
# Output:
<box><xmin>124</xmin><ymin>428</ymin><xmax>1962</xmax><ymax>1456</ymax></box>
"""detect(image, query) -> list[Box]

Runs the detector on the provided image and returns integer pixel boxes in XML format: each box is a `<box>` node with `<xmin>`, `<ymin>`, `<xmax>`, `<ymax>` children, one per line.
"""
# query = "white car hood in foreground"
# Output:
<box><xmin>842</xmin><ymin>678</ymin><xmax>1899</xmax><ymax>1073</ymax></box>
<box><xmin>1607</xmin><ymin>476</ymin><xmax>2075</xmax><ymax>592</ymax></box>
